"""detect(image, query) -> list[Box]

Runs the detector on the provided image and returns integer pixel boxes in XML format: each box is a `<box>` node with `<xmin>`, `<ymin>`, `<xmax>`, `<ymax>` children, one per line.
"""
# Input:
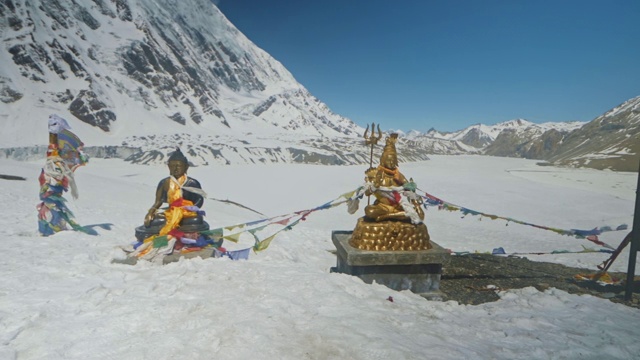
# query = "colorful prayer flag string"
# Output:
<box><xmin>203</xmin><ymin>186</ymin><xmax>365</xmax><ymax>253</ymax></box>
<box><xmin>419</xmin><ymin>188</ymin><xmax>627</xmax><ymax>249</ymax></box>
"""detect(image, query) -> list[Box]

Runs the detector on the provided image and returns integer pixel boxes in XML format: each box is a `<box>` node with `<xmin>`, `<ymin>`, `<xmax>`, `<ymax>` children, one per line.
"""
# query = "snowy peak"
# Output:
<box><xmin>548</xmin><ymin>96</ymin><xmax>640</xmax><ymax>171</ymax></box>
<box><xmin>403</xmin><ymin>96</ymin><xmax>638</xmax><ymax>171</ymax></box>
<box><xmin>598</xmin><ymin>95</ymin><xmax>640</xmax><ymax>121</ymax></box>
<box><xmin>491</xmin><ymin>118</ymin><xmax>535</xmax><ymax>131</ymax></box>
<box><xmin>392</xmin><ymin>118</ymin><xmax>590</xmax><ymax>158</ymax></box>
<box><xmin>468</xmin><ymin>119</ymin><xmax>584</xmax><ymax>142</ymax></box>
<box><xmin>413</xmin><ymin>119</ymin><xmax>584</xmax><ymax>148</ymax></box>
<box><xmin>0</xmin><ymin>0</ymin><xmax>362</xmax><ymax>149</ymax></box>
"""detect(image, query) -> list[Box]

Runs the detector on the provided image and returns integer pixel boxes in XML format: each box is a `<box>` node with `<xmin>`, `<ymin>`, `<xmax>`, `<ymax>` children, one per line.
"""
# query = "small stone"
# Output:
<box><xmin>536</xmin><ymin>283</ymin><xmax>550</xmax><ymax>291</ymax></box>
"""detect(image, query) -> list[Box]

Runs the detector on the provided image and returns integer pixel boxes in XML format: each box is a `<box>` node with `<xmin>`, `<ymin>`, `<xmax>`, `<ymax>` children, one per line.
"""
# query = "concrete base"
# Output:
<box><xmin>331</xmin><ymin>230</ymin><xmax>450</xmax><ymax>300</ymax></box>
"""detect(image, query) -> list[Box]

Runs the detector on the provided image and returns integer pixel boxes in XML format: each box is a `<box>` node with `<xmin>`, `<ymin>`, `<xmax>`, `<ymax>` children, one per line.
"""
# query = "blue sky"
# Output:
<box><xmin>216</xmin><ymin>0</ymin><xmax>640</xmax><ymax>132</ymax></box>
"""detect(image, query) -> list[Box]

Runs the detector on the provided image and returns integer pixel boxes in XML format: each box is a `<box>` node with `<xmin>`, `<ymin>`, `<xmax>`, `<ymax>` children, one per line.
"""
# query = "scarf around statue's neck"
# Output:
<box><xmin>169</xmin><ymin>175</ymin><xmax>207</xmax><ymax>198</ymax></box>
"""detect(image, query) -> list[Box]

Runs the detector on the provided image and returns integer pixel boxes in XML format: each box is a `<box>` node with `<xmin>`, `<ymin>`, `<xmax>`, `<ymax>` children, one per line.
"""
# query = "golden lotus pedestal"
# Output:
<box><xmin>350</xmin><ymin>217</ymin><xmax>432</xmax><ymax>251</ymax></box>
<box><xmin>331</xmin><ymin>223</ymin><xmax>450</xmax><ymax>300</ymax></box>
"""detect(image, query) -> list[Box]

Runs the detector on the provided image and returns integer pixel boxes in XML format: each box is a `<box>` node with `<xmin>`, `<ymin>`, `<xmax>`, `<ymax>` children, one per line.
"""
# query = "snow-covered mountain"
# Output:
<box><xmin>548</xmin><ymin>96</ymin><xmax>640</xmax><ymax>172</ymax></box>
<box><xmin>2</xmin><ymin>0</ymin><xmax>418</xmax><ymax>165</ymax></box>
<box><xmin>404</xmin><ymin>101</ymin><xmax>639</xmax><ymax>171</ymax></box>
<box><xmin>1</xmin><ymin>0</ymin><xmax>637</xmax><ymax>170</ymax></box>
<box><xmin>481</xmin><ymin>119</ymin><xmax>586</xmax><ymax>159</ymax></box>
<box><xmin>412</xmin><ymin>119</ymin><xmax>585</xmax><ymax>148</ymax></box>
<box><xmin>399</xmin><ymin>119</ymin><xmax>586</xmax><ymax>158</ymax></box>
<box><xmin>0</xmin><ymin>0</ymin><xmax>362</xmax><ymax>141</ymax></box>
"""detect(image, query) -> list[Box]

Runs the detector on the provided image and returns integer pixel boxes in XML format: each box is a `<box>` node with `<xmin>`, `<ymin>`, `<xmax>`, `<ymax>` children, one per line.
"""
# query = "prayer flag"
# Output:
<box><xmin>254</xmin><ymin>233</ymin><xmax>277</xmax><ymax>252</ymax></box>
<box><xmin>58</xmin><ymin>129</ymin><xmax>88</xmax><ymax>167</ymax></box>
<box><xmin>223</xmin><ymin>233</ymin><xmax>242</xmax><ymax>243</ymax></box>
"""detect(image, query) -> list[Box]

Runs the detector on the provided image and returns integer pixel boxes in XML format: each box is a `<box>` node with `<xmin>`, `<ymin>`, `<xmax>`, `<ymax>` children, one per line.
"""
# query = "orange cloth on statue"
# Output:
<box><xmin>159</xmin><ymin>174</ymin><xmax>197</xmax><ymax>234</ymax></box>
<box><xmin>143</xmin><ymin>175</ymin><xmax>197</xmax><ymax>244</ymax></box>
<box><xmin>377</xmin><ymin>165</ymin><xmax>404</xmax><ymax>185</ymax></box>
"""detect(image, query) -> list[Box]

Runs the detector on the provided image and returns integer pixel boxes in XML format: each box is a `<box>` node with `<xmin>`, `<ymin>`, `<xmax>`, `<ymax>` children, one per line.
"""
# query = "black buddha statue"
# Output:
<box><xmin>135</xmin><ymin>149</ymin><xmax>210</xmax><ymax>242</ymax></box>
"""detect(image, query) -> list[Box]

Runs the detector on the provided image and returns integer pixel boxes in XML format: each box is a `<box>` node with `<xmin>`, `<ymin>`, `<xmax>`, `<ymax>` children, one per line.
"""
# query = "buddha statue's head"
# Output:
<box><xmin>167</xmin><ymin>148</ymin><xmax>189</xmax><ymax>178</ymax></box>
<box><xmin>379</xmin><ymin>133</ymin><xmax>399</xmax><ymax>169</ymax></box>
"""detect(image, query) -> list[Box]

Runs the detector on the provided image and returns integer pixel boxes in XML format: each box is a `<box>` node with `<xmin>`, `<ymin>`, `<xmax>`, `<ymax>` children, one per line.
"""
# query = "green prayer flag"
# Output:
<box><xmin>152</xmin><ymin>235</ymin><xmax>169</xmax><ymax>248</ymax></box>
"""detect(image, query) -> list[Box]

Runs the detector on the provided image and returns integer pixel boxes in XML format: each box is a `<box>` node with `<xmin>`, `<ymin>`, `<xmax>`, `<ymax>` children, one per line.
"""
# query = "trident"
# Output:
<box><xmin>363</xmin><ymin>123</ymin><xmax>382</xmax><ymax>205</ymax></box>
<box><xmin>363</xmin><ymin>122</ymin><xmax>382</xmax><ymax>170</ymax></box>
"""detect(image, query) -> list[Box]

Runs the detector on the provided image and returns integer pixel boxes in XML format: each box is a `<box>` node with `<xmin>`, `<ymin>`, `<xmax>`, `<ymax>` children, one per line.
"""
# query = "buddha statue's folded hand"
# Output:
<box><xmin>144</xmin><ymin>208</ymin><xmax>157</xmax><ymax>227</ymax></box>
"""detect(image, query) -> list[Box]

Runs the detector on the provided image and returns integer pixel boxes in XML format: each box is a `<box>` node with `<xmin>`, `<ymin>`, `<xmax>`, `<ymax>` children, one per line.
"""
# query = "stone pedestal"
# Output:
<box><xmin>331</xmin><ymin>230</ymin><xmax>449</xmax><ymax>300</ymax></box>
<box><xmin>134</xmin><ymin>215</ymin><xmax>210</xmax><ymax>242</ymax></box>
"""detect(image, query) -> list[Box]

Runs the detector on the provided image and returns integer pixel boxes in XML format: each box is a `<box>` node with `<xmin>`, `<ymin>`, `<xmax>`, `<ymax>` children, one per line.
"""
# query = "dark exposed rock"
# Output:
<box><xmin>87</xmin><ymin>46</ymin><xmax>98</xmax><ymax>62</ymax></box>
<box><xmin>9</xmin><ymin>43</ymin><xmax>46</xmax><ymax>78</ymax></box>
<box><xmin>288</xmin><ymin>148</ymin><xmax>347</xmax><ymax>165</ymax></box>
<box><xmin>198</xmin><ymin>95</ymin><xmax>219</xmax><ymax>116</ymax></box>
<box><xmin>40</xmin><ymin>0</ymin><xmax>71</xmax><ymax>29</ymax></box>
<box><xmin>521</xmin><ymin>128</ymin><xmax>566</xmax><ymax>159</ymax></box>
<box><xmin>217</xmin><ymin>41</ymin><xmax>238</xmax><ymax>63</ymax></box>
<box><xmin>68</xmin><ymin>90</ymin><xmax>116</xmax><ymax>131</ymax></box>
<box><xmin>136</xmin><ymin>87</ymin><xmax>157</xmax><ymax>109</ymax></box>
<box><xmin>188</xmin><ymin>105</ymin><xmax>203</xmax><ymax>124</ymax></box>
<box><xmin>125</xmin><ymin>149</ymin><xmax>165</xmax><ymax>164</ymax></box>
<box><xmin>253</xmin><ymin>96</ymin><xmax>276</xmax><ymax>117</ymax></box>
<box><xmin>8</xmin><ymin>15</ymin><xmax>22</xmax><ymax>30</ymax></box>
<box><xmin>0</xmin><ymin>83</ymin><xmax>23</xmax><ymax>103</ymax></box>
<box><xmin>169</xmin><ymin>112</ymin><xmax>186</xmax><ymax>125</ymax></box>
<box><xmin>74</xmin><ymin>4</ymin><xmax>100</xmax><ymax>30</ymax></box>
<box><xmin>3</xmin><ymin>0</ymin><xmax>16</xmax><ymax>13</ymax></box>
<box><xmin>122</xmin><ymin>41</ymin><xmax>159</xmax><ymax>75</ymax></box>
<box><xmin>47</xmin><ymin>39</ymin><xmax>88</xmax><ymax>79</ymax></box>
<box><xmin>460</xmin><ymin>127</ymin><xmax>492</xmax><ymax>148</ymax></box>
<box><xmin>115</xmin><ymin>0</ymin><xmax>132</xmax><ymax>22</ymax></box>
<box><xmin>50</xmin><ymin>89</ymin><xmax>74</xmax><ymax>103</ymax></box>
<box><xmin>483</xmin><ymin>129</ymin><xmax>524</xmax><ymax>158</ymax></box>
<box><xmin>90</xmin><ymin>0</ymin><xmax>116</xmax><ymax>18</ymax></box>
<box><xmin>83</xmin><ymin>145</ymin><xmax>140</xmax><ymax>159</ymax></box>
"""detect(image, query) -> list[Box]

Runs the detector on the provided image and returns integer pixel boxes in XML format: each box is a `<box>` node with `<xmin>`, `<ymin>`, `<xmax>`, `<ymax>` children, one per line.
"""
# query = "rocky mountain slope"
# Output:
<box><xmin>403</xmin><ymin>98</ymin><xmax>640</xmax><ymax>172</ymax></box>
<box><xmin>405</xmin><ymin>119</ymin><xmax>587</xmax><ymax>161</ymax></box>
<box><xmin>0</xmin><ymin>0</ymin><xmax>392</xmax><ymax>165</ymax></box>
<box><xmin>547</xmin><ymin>96</ymin><xmax>640</xmax><ymax>172</ymax></box>
<box><xmin>1</xmin><ymin>0</ymin><xmax>637</xmax><ymax>170</ymax></box>
<box><xmin>0</xmin><ymin>0</ymin><xmax>364</xmax><ymax>138</ymax></box>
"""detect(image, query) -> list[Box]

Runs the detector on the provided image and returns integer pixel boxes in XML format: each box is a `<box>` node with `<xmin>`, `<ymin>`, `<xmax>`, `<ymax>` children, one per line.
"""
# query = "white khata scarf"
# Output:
<box><xmin>44</xmin><ymin>156</ymin><xmax>79</xmax><ymax>199</ymax></box>
<box><xmin>366</xmin><ymin>183</ymin><xmax>422</xmax><ymax>224</ymax></box>
<box><xmin>170</xmin><ymin>176</ymin><xmax>208</xmax><ymax>198</ymax></box>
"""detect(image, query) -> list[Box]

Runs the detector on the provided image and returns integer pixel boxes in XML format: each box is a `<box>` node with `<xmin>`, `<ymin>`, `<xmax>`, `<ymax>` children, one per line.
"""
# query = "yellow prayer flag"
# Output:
<box><xmin>254</xmin><ymin>233</ymin><xmax>277</xmax><ymax>252</ymax></box>
<box><xmin>224</xmin><ymin>224</ymin><xmax>246</xmax><ymax>233</ymax></box>
<box><xmin>223</xmin><ymin>232</ymin><xmax>242</xmax><ymax>243</ymax></box>
<box><xmin>341</xmin><ymin>189</ymin><xmax>356</xmax><ymax>199</ymax></box>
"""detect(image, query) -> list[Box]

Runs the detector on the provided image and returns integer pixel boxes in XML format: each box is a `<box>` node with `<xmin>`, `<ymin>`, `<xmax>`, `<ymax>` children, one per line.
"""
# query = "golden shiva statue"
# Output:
<box><xmin>350</xmin><ymin>133</ymin><xmax>431</xmax><ymax>251</ymax></box>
